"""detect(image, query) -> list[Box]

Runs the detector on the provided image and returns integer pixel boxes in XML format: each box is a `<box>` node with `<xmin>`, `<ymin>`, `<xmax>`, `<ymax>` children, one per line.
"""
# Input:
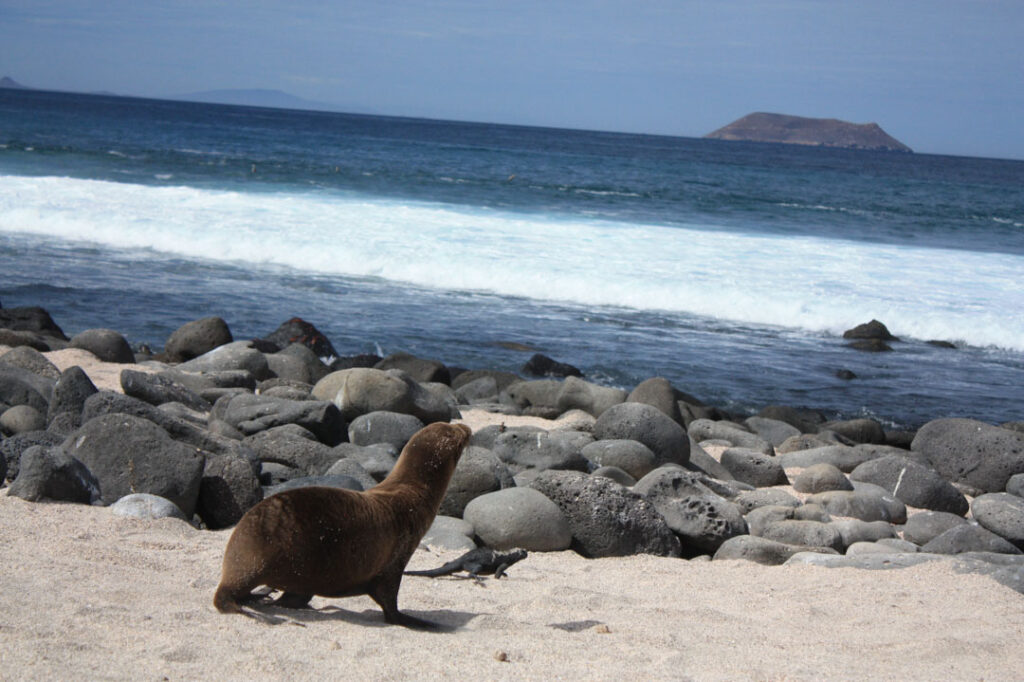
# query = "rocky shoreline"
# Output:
<box><xmin>2</xmin><ymin>305</ymin><xmax>1023</xmax><ymax>596</ymax></box>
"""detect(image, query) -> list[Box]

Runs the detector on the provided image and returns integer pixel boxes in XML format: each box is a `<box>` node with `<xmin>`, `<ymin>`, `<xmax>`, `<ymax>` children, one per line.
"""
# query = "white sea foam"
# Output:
<box><xmin>2</xmin><ymin>174</ymin><xmax>1022</xmax><ymax>351</ymax></box>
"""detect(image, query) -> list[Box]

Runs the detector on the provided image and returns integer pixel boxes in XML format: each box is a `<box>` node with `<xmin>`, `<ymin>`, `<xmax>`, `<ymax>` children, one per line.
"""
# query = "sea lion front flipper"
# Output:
<box><xmin>369</xmin><ymin>573</ymin><xmax>440</xmax><ymax>630</ymax></box>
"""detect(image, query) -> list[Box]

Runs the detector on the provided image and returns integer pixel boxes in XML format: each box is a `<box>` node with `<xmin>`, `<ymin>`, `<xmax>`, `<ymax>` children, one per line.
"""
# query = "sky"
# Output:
<box><xmin>2</xmin><ymin>1</ymin><xmax>1023</xmax><ymax>159</ymax></box>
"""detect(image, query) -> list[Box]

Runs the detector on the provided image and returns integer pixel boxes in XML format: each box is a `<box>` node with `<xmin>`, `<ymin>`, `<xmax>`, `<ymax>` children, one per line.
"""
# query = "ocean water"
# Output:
<box><xmin>1</xmin><ymin>88</ymin><xmax>1022</xmax><ymax>428</ymax></box>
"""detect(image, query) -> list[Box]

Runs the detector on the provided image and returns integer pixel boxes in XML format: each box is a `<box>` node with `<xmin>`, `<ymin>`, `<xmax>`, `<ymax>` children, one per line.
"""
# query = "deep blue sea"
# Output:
<box><xmin>1</xmin><ymin>88</ymin><xmax>1022</xmax><ymax>428</ymax></box>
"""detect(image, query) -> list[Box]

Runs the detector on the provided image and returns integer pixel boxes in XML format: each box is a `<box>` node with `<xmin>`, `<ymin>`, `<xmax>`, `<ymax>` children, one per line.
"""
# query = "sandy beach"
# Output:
<box><xmin>2</xmin><ymin>348</ymin><xmax>1024</xmax><ymax>680</ymax></box>
<box><xmin>1</xmin><ymin>492</ymin><xmax>1021</xmax><ymax>681</ymax></box>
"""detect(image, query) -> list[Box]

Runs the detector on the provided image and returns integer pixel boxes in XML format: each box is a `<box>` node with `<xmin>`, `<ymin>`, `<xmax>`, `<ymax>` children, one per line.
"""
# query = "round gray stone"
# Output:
<box><xmin>464</xmin><ymin>487</ymin><xmax>572</xmax><ymax>551</ymax></box>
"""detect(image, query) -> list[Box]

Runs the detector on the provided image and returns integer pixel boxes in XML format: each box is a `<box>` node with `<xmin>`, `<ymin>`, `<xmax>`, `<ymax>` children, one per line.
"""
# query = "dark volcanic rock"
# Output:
<box><xmin>331</xmin><ymin>443</ymin><xmax>398</xmax><ymax>481</ymax></box>
<box><xmin>911</xmin><ymin>418</ymin><xmax>1024</xmax><ymax>493</ymax></box>
<box><xmin>7</xmin><ymin>445</ymin><xmax>101</xmax><ymax>504</ymax></box>
<box><xmin>0</xmin><ymin>306</ymin><xmax>67</xmax><ymax>340</ymax></box>
<box><xmin>463</xmin><ymin>487</ymin><xmax>572</xmax><ymax>551</ymax></box>
<box><xmin>760</xmin><ymin>520</ymin><xmax>844</xmax><ymax>552</ymax></box>
<box><xmin>219</xmin><ymin>392</ymin><xmax>345</xmax><ymax>445</ymax></box>
<box><xmin>164</xmin><ymin>316</ymin><xmax>233</xmax><ymax>362</ymax></box>
<box><xmin>375</xmin><ymin>352</ymin><xmax>450</xmax><ymax>384</ymax></box>
<box><xmin>266</xmin><ymin>345</ymin><xmax>329</xmax><ymax>385</ymax></box>
<box><xmin>530</xmin><ymin>470</ymin><xmax>681</xmax><ymax>558</ymax></box>
<box><xmin>83</xmin><ymin>391</ymin><xmax>229</xmax><ymax>454</ymax></box>
<box><xmin>312</xmin><ymin>367</ymin><xmax>451</xmax><ymax>423</ymax></box>
<box><xmin>705</xmin><ymin>113</ymin><xmax>912</xmax><ymax>152</ymax></box>
<box><xmin>843</xmin><ymin>319</ymin><xmax>899</xmax><ymax>341</ymax></box>
<box><xmin>593</xmin><ymin>402</ymin><xmax>689</xmax><ymax>467</ymax></box>
<box><xmin>62</xmin><ymin>413</ymin><xmax>205</xmax><ymax>516</ymax></box>
<box><xmin>260</xmin><ymin>317</ymin><xmax>337</xmax><ymax>360</ymax></box>
<box><xmin>196</xmin><ymin>451</ymin><xmax>262</xmax><ymax>529</ymax></box>
<box><xmin>777</xmin><ymin>445</ymin><xmax>879</xmax><ymax>473</ymax></box>
<box><xmin>756</xmin><ymin>405</ymin><xmax>827</xmax><ymax>435</ymax></box>
<box><xmin>846</xmin><ymin>339</ymin><xmax>893</xmax><ymax>352</ymax></box>
<box><xmin>1</xmin><ymin>430</ymin><xmax>64</xmax><ymax>481</ymax></box>
<box><xmin>500</xmin><ymin>379</ymin><xmax>562</xmax><ymax>417</ymax></box>
<box><xmin>821</xmin><ymin>418</ymin><xmax>886</xmax><ymax>445</ymax></box>
<box><xmin>850</xmin><ymin>455</ymin><xmax>968</xmax><ymax>515</ymax></box>
<box><xmin>735</xmin><ymin>488</ymin><xmax>801</xmax><ymax>514</ymax></box>
<box><xmin>744</xmin><ymin>417</ymin><xmax>800</xmax><ymax>447</ymax></box>
<box><xmin>70</xmin><ymin>329</ymin><xmax>134</xmax><ymax>364</ymax></box>
<box><xmin>242</xmin><ymin>424</ymin><xmax>340</xmax><ymax>476</ymax></box>
<box><xmin>0</xmin><ymin>365</ymin><xmax>53</xmax><ymax>414</ymax></box>
<box><xmin>120</xmin><ymin>369</ymin><xmax>211</xmax><ymax>412</ymax></box>
<box><xmin>522</xmin><ymin>353</ymin><xmax>582</xmax><ymax>378</ymax></box>
<box><xmin>45</xmin><ymin>366</ymin><xmax>98</xmax><ymax>427</ymax></box>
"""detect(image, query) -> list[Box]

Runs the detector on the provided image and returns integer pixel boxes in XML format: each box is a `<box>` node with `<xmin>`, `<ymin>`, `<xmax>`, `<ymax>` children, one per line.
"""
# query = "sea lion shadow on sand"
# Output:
<box><xmin>214</xmin><ymin>422</ymin><xmax>475</xmax><ymax>629</ymax></box>
<box><xmin>254</xmin><ymin>602</ymin><xmax>481</xmax><ymax>631</ymax></box>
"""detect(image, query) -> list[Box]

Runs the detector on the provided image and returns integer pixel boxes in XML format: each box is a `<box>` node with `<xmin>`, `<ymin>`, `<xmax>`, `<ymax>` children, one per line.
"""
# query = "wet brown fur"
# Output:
<box><xmin>214</xmin><ymin>422</ymin><xmax>472</xmax><ymax>627</ymax></box>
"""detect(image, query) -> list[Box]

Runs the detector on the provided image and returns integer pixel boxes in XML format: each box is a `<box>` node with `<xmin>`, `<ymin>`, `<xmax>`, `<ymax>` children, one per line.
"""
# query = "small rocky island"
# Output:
<box><xmin>706</xmin><ymin>112</ymin><xmax>912</xmax><ymax>152</ymax></box>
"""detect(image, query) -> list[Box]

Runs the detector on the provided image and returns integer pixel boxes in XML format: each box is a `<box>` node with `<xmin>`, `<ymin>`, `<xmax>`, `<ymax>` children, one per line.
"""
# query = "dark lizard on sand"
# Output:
<box><xmin>405</xmin><ymin>548</ymin><xmax>528</xmax><ymax>579</ymax></box>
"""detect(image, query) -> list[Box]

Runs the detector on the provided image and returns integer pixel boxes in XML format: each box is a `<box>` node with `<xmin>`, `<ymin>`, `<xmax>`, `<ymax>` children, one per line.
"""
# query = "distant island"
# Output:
<box><xmin>0</xmin><ymin>76</ymin><xmax>30</xmax><ymax>89</ymax></box>
<box><xmin>705</xmin><ymin>112</ymin><xmax>912</xmax><ymax>152</ymax></box>
<box><xmin>168</xmin><ymin>88</ymin><xmax>347</xmax><ymax>112</ymax></box>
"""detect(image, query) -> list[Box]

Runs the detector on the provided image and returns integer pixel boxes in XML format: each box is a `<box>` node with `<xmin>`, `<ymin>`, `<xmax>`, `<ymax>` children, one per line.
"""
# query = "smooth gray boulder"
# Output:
<box><xmin>829</xmin><ymin>519</ymin><xmax>897</xmax><ymax>547</ymax></box>
<box><xmin>331</xmin><ymin>442</ymin><xmax>399</xmax><ymax>481</ymax></box>
<box><xmin>164</xmin><ymin>316</ymin><xmax>233</xmax><ymax>362</ymax></box>
<box><xmin>1</xmin><ymin>405</ymin><xmax>46</xmax><ymax>434</ymax></box>
<box><xmin>375</xmin><ymin>352</ymin><xmax>449</xmax><ymax>384</ymax></box>
<box><xmin>62</xmin><ymin>413</ymin><xmax>205</xmax><ymax>516</ymax></box>
<box><xmin>720</xmin><ymin>447</ymin><xmax>788</xmax><ymax>487</ymax></box>
<box><xmin>746</xmin><ymin>505</ymin><xmax>795</xmax><ymax>536</ymax></box>
<box><xmin>439</xmin><ymin>446</ymin><xmax>516</xmax><ymax>518</ymax></box>
<box><xmin>464</xmin><ymin>487</ymin><xmax>572</xmax><ymax>551</ymax></box>
<box><xmin>69</xmin><ymin>329</ymin><xmax>134</xmax><ymax>364</ymax></box>
<box><xmin>761</xmin><ymin>520</ymin><xmax>844</xmax><ymax>551</ymax></box>
<box><xmin>347</xmin><ymin>411</ymin><xmax>424</xmax><ymax>450</ymax></box>
<box><xmin>777</xmin><ymin>445</ymin><xmax>877</xmax><ymax>472</ymax></box>
<box><xmin>177</xmin><ymin>341</ymin><xmax>270</xmax><ymax>380</ymax></box>
<box><xmin>322</xmin><ymin>457</ymin><xmax>378</xmax><ymax>491</ymax></box>
<box><xmin>626</xmin><ymin>377</ymin><xmax>683</xmax><ymax>424</ymax></box>
<box><xmin>530</xmin><ymin>470</ymin><xmax>681</xmax><ymax>558</ymax></box>
<box><xmin>110</xmin><ymin>493</ymin><xmax>189</xmax><ymax>522</ymax></box>
<box><xmin>713</xmin><ymin>535</ymin><xmax>838</xmax><ymax>565</ymax></box>
<box><xmin>0</xmin><ymin>345</ymin><xmax>60</xmax><ymax>379</ymax></box>
<box><xmin>490</xmin><ymin>427</ymin><xmax>592</xmax><ymax>473</ymax></box>
<box><xmin>6</xmin><ymin>445</ymin><xmax>101</xmax><ymax>504</ymax></box>
<box><xmin>971</xmin><ymin>493</ymin><xmax>1024</xmax><ymax>550</ymax></box>
<box><xmin>921</xmin><ymin>524</ymin><xmax>1022</xmax><ymax>555</ymax></box>
<box><xmin>1007</xmin><ymin>474</ymin><xmax>1024</xmax><ymax>498</ymax></box>
<box><xmin>555</xmin><ymin>376</ymin><xmax>627</xmax><ymax>417</ymax></box>
<box><xmin>792</xmin><ymin>463</ymin><xmax>853</xmax><ymax>494</ymax></box>
<box><xmin>756</xmin><ymin>405</ymin><xmax>827</xmax><ymax>434</ymax></box>
<box><xmin>900</xmin><ymin>510</ymin><xmax>969</xmax><ymax>546</ymax></box>
<box><xmin>0</xmin><ymin>364</ymin><xmax>53</xmax><ymax>414</ymax></box>
<box><xmin>421</xmin><ymin>516</ymin><xmax>477</xmax><ymax>551</ymax></box>
<box><xmin>735</xmin><ymin>488</ymin><xmax>801</xmax><ymax>514</ymax></box>
<box><xmin>911</xmin><ymin>418</ymin><xmax>1024</xmax><ymax>493</ymax></box>
<box><xmin>820</xmin><ymin>418</ymin><xmax>886</xmax><ymax>444</ymax></box>
<box><xmin>593</xmin><ymin>402</ymin><xmax>689</xmax><ymax>467</ymax></box>
<box><xmin>744</xmin><ymin>417</ymin><xmax>800</xmax><ymax>447</ymax></box>
<box><xmin>689</xmin><ymin>419</ymin><xmax>773</xmax><ymax>456</ymax></box>
<box><xmin>805</xmin><ymin>489</ymin><xmax>907</xmax><ymax>524</ymax></box>
<box><xmin>581</xmin><ymin>439</ymin><xmax>657</xmax><ymax>480</ymax></box>
<box><xmin>850</xmin><ymin>455</ymin><xmax>968</xmax><ymax>515</ymax></box>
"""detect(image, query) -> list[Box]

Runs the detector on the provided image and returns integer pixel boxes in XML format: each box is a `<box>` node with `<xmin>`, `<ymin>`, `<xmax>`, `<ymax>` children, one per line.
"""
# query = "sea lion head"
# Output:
<box><xmin>386</xmin><ymin>421</ymin><xmax>472</xmax><ymax>485</ymax></box>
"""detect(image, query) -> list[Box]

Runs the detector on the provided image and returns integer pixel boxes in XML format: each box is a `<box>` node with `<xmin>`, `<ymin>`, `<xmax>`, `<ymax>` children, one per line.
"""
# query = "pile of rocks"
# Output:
<box><xmin>2</xmin><ymin>307</ymin><xmax>1023</xmax><ymax>593</ymax></box>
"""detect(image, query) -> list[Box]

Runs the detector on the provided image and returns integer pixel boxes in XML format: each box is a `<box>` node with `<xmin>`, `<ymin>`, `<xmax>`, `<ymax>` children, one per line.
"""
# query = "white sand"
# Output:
<box><xmin>1</xmin><ymin>495</ymin><xmax>1022</xmax><ymax>681</ymax></box>
<box><xmin>2</xmin><ymin>351</ymin><xmax>1023</xmax><ymax>679</ymax></box>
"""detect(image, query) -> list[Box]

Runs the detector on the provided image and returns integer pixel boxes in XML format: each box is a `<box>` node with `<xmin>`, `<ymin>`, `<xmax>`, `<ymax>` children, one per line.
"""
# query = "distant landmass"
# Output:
<box><xmin>167</xmin><ymin>88</ymin><xmax>345</xmax><ymax>112</ymax></box>
<box><xmin>0</xmin><ymin>76</ymin><xmax>30</xmax><ymax>89</ymax></box>
<box><xmin>705</xmin><ymin>112</ymin><xmax>912</xmax><ymax>152</ymax></box>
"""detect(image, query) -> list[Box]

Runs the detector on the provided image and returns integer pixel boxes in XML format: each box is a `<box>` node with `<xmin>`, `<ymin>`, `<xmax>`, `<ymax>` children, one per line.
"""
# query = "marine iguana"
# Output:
<box><xmin>405</xmin><ymin>548</ymin><xmax>528</xmax><ymax>579</ymax></box>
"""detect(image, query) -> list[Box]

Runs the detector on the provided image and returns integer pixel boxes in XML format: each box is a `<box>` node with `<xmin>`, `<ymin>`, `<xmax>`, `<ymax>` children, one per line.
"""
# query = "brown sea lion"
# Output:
<box><xmin>213</xmin><ymin>421</ymin><xmax>472</xmax><ymax>628</ymax></box>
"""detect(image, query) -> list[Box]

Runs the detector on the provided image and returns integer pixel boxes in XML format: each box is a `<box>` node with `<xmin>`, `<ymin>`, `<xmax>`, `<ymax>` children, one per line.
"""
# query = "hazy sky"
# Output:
<box><xmin>3</xmin><ymin>1</ymin><xmax>1023</xmax><ymax>159</ymax></box>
